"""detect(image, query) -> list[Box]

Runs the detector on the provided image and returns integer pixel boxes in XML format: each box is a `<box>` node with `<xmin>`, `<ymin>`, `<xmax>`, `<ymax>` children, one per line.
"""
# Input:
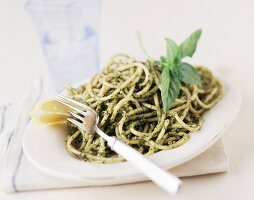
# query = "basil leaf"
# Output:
<box><xmin>161</xmin><ymin>67</ymin><xmax>171</xmax><ymax>110</ymax></box>
<box><xmin>179</xmin><ymin>63</ymin><xmax>201</xmax><ymax>84</ymax></box>
<box><xmin>171</xmin><ymin>67</ymin><xmax>181</xmax><ymax>80</ymax></box>
<box><xmin>178</xmin><ymin>29</ymin><xmax>202</xmax><ymax>59</ymax></box>
<box><xmin>165</xmin><ymin>38</ymin><xmax>178</xmax><ymax>66</ymax></box>
<box><xmin>161</xmin><ymin>68</ymin><xmax>180</xmax><ymax>110</ymax></box>
<box><xmin>167</xmin><ymin>73</ymin><xmax>180</xmax><ymax>109</ymax></box>
<box><xmin>153</xmin><ymin>29</ymin><xmax>203</xmax><ymax>110</ymax></box>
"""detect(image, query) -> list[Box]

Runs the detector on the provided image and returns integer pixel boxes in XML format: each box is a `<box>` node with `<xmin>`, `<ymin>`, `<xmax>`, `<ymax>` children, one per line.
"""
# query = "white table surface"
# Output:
<box><xmin>0</xmin><ymin>0</ymin><xmax>253</xmax><ymax>199</ymax></box>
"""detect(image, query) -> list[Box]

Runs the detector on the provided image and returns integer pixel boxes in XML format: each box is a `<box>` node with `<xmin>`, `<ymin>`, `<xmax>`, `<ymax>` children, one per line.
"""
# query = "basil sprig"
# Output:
<box><xmin>158</xmin><ymin>29</ymin><xmax>202</xmax><ymax>110</ymax></box>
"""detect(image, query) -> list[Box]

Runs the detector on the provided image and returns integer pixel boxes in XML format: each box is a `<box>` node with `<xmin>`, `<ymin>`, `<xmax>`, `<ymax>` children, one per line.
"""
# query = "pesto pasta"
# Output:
<box><xmin>65</xmin><ymin>54</ymin><xmax>223</xmax><ymax>163</ymax></box>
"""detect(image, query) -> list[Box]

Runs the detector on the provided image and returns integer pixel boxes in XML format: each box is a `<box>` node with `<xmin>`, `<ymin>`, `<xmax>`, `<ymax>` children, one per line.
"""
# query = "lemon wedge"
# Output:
<box><xmin>30</xmin><ymin>99</ymin><xmax>70</xmax><ymax>125</ymax></box>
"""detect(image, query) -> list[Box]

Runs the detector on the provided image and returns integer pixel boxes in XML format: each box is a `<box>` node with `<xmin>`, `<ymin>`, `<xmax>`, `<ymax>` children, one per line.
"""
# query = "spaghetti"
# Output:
<box><xmin>65</xmin><ymin>54</ymin><xmax>223</xmax><ymax>163</ymax></box>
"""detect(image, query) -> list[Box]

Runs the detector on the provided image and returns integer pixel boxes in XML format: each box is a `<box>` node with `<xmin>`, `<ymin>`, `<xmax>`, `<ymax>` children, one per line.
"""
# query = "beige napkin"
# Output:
<box><xmin>171</xmin><ymin>139</ymin><xmax>228</xmax><ymax>177</ymax></box>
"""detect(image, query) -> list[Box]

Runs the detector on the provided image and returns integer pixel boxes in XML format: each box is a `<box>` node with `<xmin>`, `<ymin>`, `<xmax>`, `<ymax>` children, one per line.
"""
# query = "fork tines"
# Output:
<box><xmin>55</xmin><ymin>98</ymin><xmax>87</xmax><ymax>116</ymax></box>
<box><xmin>57</xmin><ymin>95</ymin><xmax>92</xmax><ymax>111</ymax></box>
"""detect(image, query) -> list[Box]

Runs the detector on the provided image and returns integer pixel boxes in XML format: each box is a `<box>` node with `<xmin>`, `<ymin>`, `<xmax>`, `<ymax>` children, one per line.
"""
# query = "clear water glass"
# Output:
<box><xmin>25</xmin><ymin>0</ymin><xmax>101</xmax><ymax>92</ymax></box>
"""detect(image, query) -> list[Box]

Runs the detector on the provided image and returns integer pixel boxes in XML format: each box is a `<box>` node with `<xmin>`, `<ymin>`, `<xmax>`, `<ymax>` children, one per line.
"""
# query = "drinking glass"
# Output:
<box><xmin>25</xmin><ymin>0</ymin><xmax>101</xmax><ymax>92</ymax></box>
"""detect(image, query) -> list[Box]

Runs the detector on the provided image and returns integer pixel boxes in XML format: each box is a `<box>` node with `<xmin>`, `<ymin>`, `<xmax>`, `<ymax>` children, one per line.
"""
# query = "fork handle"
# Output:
<box><xmin>108</xmin><ymin>137</ymin><xmax>181</xmax><ymax>195</ymax></box>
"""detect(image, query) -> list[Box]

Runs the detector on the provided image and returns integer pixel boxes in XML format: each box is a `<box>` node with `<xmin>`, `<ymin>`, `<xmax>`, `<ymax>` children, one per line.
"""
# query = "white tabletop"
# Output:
<box><xmin>0</xmin><ymin>0</ymin><xmax>253</xmax><ymax>199</ymax></box>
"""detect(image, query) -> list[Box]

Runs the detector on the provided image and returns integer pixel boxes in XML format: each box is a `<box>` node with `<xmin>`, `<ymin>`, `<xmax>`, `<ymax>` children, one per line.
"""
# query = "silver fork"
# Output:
<box><xmin>56</xmin><ymin>94</ymin><xmax>181</xmax><ymax>195</ymax></box>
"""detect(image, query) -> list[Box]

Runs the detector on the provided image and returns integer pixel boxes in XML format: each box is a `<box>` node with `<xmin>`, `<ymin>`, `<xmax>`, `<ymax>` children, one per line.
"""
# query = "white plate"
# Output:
<box><xmin>22</xmin><ymin>75</ymin><xmax>241</xmax><ymax>184</ymax></box>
